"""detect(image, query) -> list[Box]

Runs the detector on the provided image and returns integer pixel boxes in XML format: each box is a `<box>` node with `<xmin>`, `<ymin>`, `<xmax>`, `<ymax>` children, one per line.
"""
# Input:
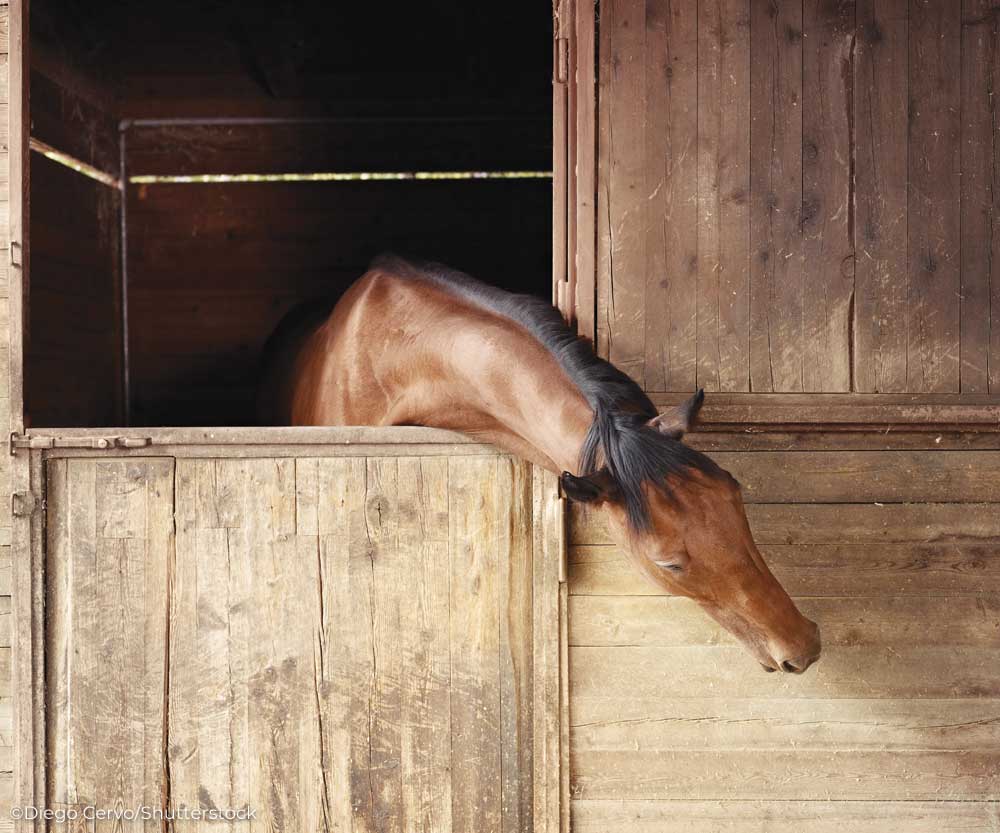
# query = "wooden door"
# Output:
<box><xmin>17</xmin><ymin>431</ymin><xmax>566</xmax><ymax>832</ymax></box>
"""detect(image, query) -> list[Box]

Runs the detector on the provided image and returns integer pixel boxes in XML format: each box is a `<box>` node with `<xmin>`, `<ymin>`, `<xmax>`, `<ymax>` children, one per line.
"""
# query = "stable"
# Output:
<box><xmin>3</xmin><ymin>1</ymin><xmax>1000</xmax><ymax>832</ymax></box>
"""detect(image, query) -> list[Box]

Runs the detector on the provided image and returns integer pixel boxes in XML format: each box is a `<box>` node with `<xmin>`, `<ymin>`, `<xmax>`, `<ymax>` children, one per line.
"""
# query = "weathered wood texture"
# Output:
<box><xmin>568</xmin><ymin>436</ymin><xmax>1000</xmax><ymax>826</ymax></box>
<box><xmin>125</xmin><ymin>179</ymin><xmax>551</xmax><ymax>426</ymax></box>
<box><xmin>42</xmin><ymin>453</ymin><xmax>556</xmax><ymax>832</ymax></box>
<box><xmin>2</xmin><ymin>1</ymin><xmax>17</xmax><ymax>825</ymax></box>
<box><xmin>596</xmin><ymin>0</ymin><xmax>1000</xmax><ymax>394</ymax></box>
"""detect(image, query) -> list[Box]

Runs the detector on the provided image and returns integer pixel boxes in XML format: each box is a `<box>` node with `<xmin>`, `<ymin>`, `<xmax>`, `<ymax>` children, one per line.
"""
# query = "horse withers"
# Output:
<box><xmin>258</xmin><ymin>256</ymin><xmax>820</xmax><ymax>673</ymax></box>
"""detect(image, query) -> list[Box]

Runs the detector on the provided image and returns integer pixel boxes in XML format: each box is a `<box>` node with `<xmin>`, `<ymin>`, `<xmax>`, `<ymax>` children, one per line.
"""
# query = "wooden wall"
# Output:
<box><xmin>568</xmin><ymin>429</ymin><xmax>1000</xmax><ymax>831</ymax></box>
<box><xmin>27</xmin><ymin>71</ymin><xmax>121</xmax><ymax>426</ymax></box>
<box><xmin>595</xmin><ymin>0</ymin><xmax>1000</xmax><ymax>395</ymax></box>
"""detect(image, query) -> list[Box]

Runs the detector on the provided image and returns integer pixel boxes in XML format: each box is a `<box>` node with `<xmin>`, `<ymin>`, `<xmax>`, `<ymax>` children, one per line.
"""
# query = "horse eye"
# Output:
<box><xmin>654</xmin><ymin>560</ymin><xmax>684</xmax><ymax>573</ymax></box>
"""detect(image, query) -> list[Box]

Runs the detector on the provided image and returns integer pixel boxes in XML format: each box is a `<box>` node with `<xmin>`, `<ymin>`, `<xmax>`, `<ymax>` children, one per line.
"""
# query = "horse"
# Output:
<box><xmin>258</xmin><ymin>255</ymin><xmax>821</xmax><ymax>673</ymax></box>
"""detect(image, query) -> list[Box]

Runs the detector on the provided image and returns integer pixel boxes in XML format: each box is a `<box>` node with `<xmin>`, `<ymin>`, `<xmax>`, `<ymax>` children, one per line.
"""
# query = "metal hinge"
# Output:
<box><xmin>12</xmin><ymin>491</ymin><xmax>37</xmax><ymax>517</ymax></box>
<box><xmin>9</xmin><ymin>433</ymin><xmax>152</xmax><ymax>454</ymax></box>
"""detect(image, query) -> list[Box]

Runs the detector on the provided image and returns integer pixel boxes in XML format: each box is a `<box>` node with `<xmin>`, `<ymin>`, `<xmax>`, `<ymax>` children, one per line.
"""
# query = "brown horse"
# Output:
<box><xmin>259</xmin><ymin>255</ymin><xmax>821</xmax><ymax>673</ymax></box>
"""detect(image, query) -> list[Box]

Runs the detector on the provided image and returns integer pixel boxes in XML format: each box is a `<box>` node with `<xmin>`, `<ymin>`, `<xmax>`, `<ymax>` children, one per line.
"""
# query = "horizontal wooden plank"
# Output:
<box><xmin>570</xmin><ymin>748</ymin><xmax>999</xmax><ymax>801</ymax></box>
<box><xmin>715</xmin><ymin>451</ymin><xmax>1000</xmax><ymax>503</ymax></box>
<box><xmin>570</xmin><ymin>646</ymin><xmax>1000</xmax><ymax>699</ymax></box>
<box><xmin>684</xmin><ymin>431</ymin><xmax>1000</xmax><ymax>452</ymax></box>
<box><xmin>569</xmin><ymin>542</ymin><xmax>1000</xmax><ymax>596</ymax></box>
<box><xmin>571</xmin><ymin>697</ymin><xmax>1000</xmax><ymax>751</ymax></box>
<box><xmin>571</xmin><ymin>800</ymin><xmax>1000</xmax><ymax>832</ymax></box>
<box><xmin>651</xmin><ymin>393</ymin><xmax>1000</xmax><ymax>426</ymax></box>
<box><xmin>568</xmin><ymin>595</ymin><xmax>1000</xmax><ymax>647</ymax></box>
<box><xmin>570</xmin><ymin>502</ymin><xmax>1000</xmax><ymax>546</ymax></box>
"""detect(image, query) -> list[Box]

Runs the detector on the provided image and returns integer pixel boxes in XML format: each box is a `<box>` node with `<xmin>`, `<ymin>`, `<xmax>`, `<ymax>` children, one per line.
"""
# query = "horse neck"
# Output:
<box><xmin>407</xmin><ymin>315</ymin><xmax>594</xmax><ymax>474</ymax></box>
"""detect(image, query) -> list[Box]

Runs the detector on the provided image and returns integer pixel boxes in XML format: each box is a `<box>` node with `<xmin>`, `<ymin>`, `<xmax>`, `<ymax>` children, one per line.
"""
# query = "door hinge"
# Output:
<box><xmin>12</xmin><ymin>491</ymin><xmax>37</xmax><ymax>518</ymax></box>
<box><xmin>9</xmin><ymin>433</ymin><xmax>152</xmax><ymax>454</ymax></box>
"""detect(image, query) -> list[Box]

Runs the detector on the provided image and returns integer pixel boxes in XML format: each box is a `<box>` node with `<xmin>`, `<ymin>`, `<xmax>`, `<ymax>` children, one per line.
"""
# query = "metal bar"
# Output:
<box><xmin>128</xmin><ymin>170</ymin><xmax>553</xmax><ymax>185</ymax></box>
<box><xmin>119</xmin><ymin>126</ymin><xmax>131</xmax><ymax>426</ymax></box>
<box><xmin>28</xmin><ymin>136</ymin><xmax>123</xmax><ymax>190</ymax></box>
<box><xmin>126</xmin><ymin>115</ymin><xmax>549</xmax><ymax>128</ymax></box>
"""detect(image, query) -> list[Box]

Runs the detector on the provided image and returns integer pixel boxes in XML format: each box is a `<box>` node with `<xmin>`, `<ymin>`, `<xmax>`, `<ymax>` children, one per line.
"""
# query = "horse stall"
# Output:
<box><xmin>1</xmin><ymin>1</ymin><xmax>999</xmax><ymax>833</ymax></box>
<box><xmin>6</xmin><ymin>1</ymin><xmax>568</xmax><ymax>831</ymax></box>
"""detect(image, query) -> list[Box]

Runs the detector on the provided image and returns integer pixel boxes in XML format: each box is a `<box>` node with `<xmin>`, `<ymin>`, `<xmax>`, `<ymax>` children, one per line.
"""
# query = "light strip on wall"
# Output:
<box><xmin>129</xmin><ymin>170</ymin><xmax>553</xmax><ymax>184</ymax></box>
<box><xmin>29</xmin><ymin>137</ymin><xmax>124</xmax><ymax>190</ymax></box>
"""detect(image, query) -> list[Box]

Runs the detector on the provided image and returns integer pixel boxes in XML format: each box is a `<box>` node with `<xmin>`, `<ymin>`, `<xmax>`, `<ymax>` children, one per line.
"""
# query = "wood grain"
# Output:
<box><xmin>571</xmin><ymin>799</ymin><xmax>1000</xmax><ymax>833</ymax></box>
<box><xmin>643</xmin><ymin>0</ymin><xmax>698</xmax><ymax>391</ymax></box>
<box><xmin>853</xmin><ymin>0</ymin><xmax>910</xmax><ymax>392</ymax></box>
<box><xmin>42</xmin><ymin>452</ymin><xmax>548</xmax><ymax>832</ymax></box>
<box><xmin>696</xmin><ymin>0</ymin><xmax>750</xmax><ymax>392</ymax></box>
<box><xmin>570</xmin><ymin>500</ymin><xmax>1000</xmax><ymax>546</ymax></box>
<box><xmin>749</xmin><ymin>0</ymin><xmax>805</xmax><ymax>391</ymax></box>
<box><xmin>800</xmin><ymin>0</ymin><xmax>854</xmax><ymax>392</ymax></box>
<box><xmin>960</xmin><ymin>0</ymin><xmax>1000</xmax><ymax>393</ymax></box>
<box><xmin>906</xmin><ymin>1</ymin><xmax>962</xmax><ymax>392</ymax></box>
<box><xmin>570</xmin><ymin>541</ymin><xmax>1000</xmax><ymax>597</ymax></box>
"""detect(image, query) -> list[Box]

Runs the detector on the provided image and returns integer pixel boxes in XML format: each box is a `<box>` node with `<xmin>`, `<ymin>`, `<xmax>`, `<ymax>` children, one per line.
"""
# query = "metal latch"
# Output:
<box><xmin>12</xmin><ymin>491</ymin><xmax>37</xmax><ymax>517</ymax></box>
<box><xmin>10</xmin><ymin>433</ymin><xmax>153</xmax><ymax>453</ymax></box>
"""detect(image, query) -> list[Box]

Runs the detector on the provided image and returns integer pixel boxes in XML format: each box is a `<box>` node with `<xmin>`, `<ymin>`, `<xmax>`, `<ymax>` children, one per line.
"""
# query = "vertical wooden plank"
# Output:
<box><xmin>48</xmin><ymin>459</ymin><xmax>172</xmax><ymax>829</ymax></box>
<box><xmin>696</xmin><ymin>0</ymin><xmax>751</xmax><ymax>392</ymax></box>
<box><xmin>597</xmin><ymin>0</ymin><xmax>647</xmax><ymax>383</ymax></box>
<box><xmin>8</xmin><ymin>0</ymin><xmax>26</xmax><ymax>436</ymax></box>
<box><xmin>854</xmin><ymin>0</ymin><xmax>910</xmax><ymax>392</ymax></box>
<box><xmin>241</xmin><ymin>459</ymin><xmax>316</xmax><ymax>833</ymax></box>
<box><xmin>960</xmin><ymin>0</ymin><xmax>1000</xmax><ymax>393</ymax></box>
<box><xmin>396</xmin><ymin>457</ymin><xmax>453</xmax><ymax>833</ymax></box>
<box><xmin>533</xmin><ymin>467</ymin><xmax>564</xmax><ymax>833</ymax></box>
<box><xmin>644</xmin><ymin>0</ymin><xmax>698</xmax><ymax>391</ymax></box>
<box><xmin>749</xmin><ymin>0</ymin><xmax>805</xmax><ymax>391</ymax></box>
<box><xmin>44</xmin><ymin>459</ymin><xmax>77</xmax><ymax>815</ymax></box>
<box><xmin>802</xmin><ymin>0</ymin><xmax>855</xmax><ymax>392</ymax></box>
<box><xmin>498</xmin><ymin>458</ymin><xmax>534</xmax><ymax>833</ymax></box>
<box><xmin>575</xmin><ymin>0</ymin><xmax>598</xmax><ymax>344</ymax></box>
<box><xmin>170</xmin><ymin>460</ymin><xmax>201</xmax><ymax>833</ymax></box>
<box><xmin>316</xmin><ymin>457</ymin><xmax>366</xmax><ymax>830</ymax></box>
<box><xmin>448</xmin><ymin>456</ymin><xmax>502</xmax><ymax>833</ymax></box>
<box><xmin>907</xmin><ymin>0</ymin><xmax>961</xmax><ymax>392</ymax></box>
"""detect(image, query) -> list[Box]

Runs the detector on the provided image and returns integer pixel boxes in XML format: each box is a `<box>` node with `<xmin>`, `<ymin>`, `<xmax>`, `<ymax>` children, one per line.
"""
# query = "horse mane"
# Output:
<box><xmin>371</xmin><ymin>254</ymin><xmax>724</xmax><ymax>530</ymax></box>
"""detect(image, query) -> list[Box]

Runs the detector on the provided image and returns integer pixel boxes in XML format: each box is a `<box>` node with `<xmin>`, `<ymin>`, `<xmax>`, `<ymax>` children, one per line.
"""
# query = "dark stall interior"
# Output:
<box><xmin>28</xmin><ymin>0</ymin><xmax>552</xmax><ymax>427</ymax></box>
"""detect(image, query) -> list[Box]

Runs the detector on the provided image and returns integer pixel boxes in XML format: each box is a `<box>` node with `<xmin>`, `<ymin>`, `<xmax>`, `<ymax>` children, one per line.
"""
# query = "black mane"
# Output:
<box><xmin>373</xmin><ymin>255</ymin><xmax>724</xmax><ymax>530</ymax></box>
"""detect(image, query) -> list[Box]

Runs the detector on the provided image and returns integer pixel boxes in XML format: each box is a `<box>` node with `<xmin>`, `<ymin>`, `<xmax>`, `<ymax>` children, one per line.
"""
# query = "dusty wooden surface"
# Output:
<box><xmin>595</xmin><ymin>0</ymin><xmax>1000</xmax><ymax>395</ymax></box>
<box><xmin>567</xmin><ymin>433</ymin><xmax>1000</xmax><ymax>828</ymax></box>
<box><xmin>41</xmin><ymin>453</ymin><xmax>559</xmax><ymax>832</ymax></box>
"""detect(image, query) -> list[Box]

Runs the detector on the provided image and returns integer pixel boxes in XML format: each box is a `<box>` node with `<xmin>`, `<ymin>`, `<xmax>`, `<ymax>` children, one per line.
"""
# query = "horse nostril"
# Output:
<box><xmin>780</xmin><ymin>660</ymin><xmax>797</xmax><ymax>673</ymax></box>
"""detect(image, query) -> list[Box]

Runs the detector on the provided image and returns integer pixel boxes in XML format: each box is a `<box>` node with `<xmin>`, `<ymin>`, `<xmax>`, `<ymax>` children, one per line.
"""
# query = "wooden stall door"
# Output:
<box><xmin>40</xmin><ymin>451</ymin><xmax>565</xmax><ymax>832</ymax></box>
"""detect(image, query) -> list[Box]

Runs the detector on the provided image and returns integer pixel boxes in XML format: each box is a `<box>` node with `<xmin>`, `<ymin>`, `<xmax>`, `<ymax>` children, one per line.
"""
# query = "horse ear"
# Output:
<box><xmin>560</xmin><ymin>470</ymin><xmax>617</xmax><ymax>504</ymax></box>
<box><xmin>648</xmin><ymin>388</ymin><xmax>705</xmax><ymax>439</ymax></box>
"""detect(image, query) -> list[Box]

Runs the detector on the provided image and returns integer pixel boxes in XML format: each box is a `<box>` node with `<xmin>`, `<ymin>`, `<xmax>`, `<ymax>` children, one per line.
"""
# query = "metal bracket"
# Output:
<box><xmin>9</xmin><ymin>433</ymin><xmax>152</xmax><ymax>454</ymax></box>
<box><xmin>12</xmin><ymin>491</ymin><xmax>37</xmax><ymax>518</ymax></box>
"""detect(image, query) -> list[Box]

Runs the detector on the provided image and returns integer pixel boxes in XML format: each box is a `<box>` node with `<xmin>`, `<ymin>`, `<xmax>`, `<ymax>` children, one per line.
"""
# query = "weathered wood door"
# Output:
<box><xmin>17</xmin><ymin>430</ymin><xmax>567</xmax><ymax>832</ymax></box>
